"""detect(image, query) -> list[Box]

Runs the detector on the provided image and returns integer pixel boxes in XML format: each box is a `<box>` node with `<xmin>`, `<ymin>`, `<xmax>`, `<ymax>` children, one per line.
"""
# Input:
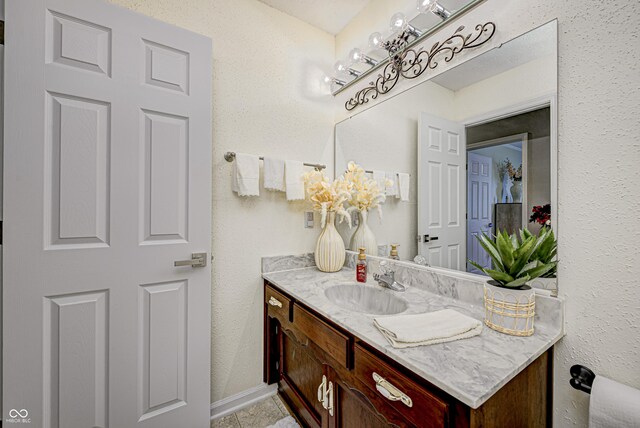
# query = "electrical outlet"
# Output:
<box><xmin>304</xmin><ymin>211</ymin><xmax>314</xmax><ymax>228</ymax></box>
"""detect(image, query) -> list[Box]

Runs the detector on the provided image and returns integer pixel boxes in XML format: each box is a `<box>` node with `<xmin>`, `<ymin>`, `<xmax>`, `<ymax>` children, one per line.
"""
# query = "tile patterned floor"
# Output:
<box><xmin>211</xmin><ymin>395</ymin><xmax>292</xmax><ymax>428</ymax></box>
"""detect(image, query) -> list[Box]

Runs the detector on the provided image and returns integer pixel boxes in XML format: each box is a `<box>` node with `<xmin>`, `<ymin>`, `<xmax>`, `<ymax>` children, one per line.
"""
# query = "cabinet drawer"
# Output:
<box><xmin>354</xmin><ymin>344</ymin><xmax>449</xmax><ymax>428</ymax></box>
<box><xmin>292</xmin><ymin>304</ymin><xmax>349</xmax><ymax>368</ymax></box>
<box><xmin>265</xmin><ymin>285</ymin><xmax>291</xmax><ymax>322</ymax></box>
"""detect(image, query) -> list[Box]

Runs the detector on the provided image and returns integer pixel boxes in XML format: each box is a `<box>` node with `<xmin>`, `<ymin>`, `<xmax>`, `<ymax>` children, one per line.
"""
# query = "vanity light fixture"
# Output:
<box><xmin>334</xmin><ymin>60</ymin><xmax>362</xmax><ymax>78</ymax></box>
<box><xmin>349</xmin><ymin>47</ymin><xmax>378</xmax><ymax>67</ymax></box>
<box><xmin>390</xmin><ymin>12</ymin><xmax>422</xmax><ymax>38</ymax></box>
<box><xmin>417</xmin><ymin>0</ymin><xmax>452</xmax><ymax>20</ymax></box>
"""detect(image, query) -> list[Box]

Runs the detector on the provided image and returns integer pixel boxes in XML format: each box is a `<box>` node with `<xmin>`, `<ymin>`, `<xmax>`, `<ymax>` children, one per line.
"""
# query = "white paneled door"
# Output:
<box><xmin>417</xmin><ymin>113</ymin><xmax>465</xmax><ymax>270</ymax></box>
<box><xmin>3</xmin><ymin>1</ymin><xmax>212</xmax><ymax>427</ymax></box>
<box><xmin>466</xmin><ymin>152</ymin><xmax>493</xmax><ymax>273</ymax></box>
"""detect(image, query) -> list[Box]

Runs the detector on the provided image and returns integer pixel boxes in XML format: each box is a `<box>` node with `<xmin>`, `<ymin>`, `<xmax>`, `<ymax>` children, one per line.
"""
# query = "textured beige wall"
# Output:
<box><xmin>335</xmin><ymin>1</ymin><xmax>640</xmax><ymax>426</ymax></box>
<box><xmin>107</xmin><ymin>0</ymin><xmax>336</xmax><ymax>402</ymax></box>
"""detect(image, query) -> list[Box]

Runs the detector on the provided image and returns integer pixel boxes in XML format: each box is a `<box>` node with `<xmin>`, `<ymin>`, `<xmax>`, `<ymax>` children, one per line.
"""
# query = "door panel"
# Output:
<box><xmin>44</xmin><ymin>290</ymin><xmax>109</xmax><ymax>428</ymax></box>
<box><xmin>418</xmin><ymin>113</ymin><xmax>466</xmax><ymax>270</ymax></box>
<box><xmin>4</xmin><ymin>0</ymin><xmax>212</xmax><ymax>426</ymax></box>
<box><xmin>467</xmin><ymin>152</ymin><xmax>493</xmax><ymax>273</ymax></box>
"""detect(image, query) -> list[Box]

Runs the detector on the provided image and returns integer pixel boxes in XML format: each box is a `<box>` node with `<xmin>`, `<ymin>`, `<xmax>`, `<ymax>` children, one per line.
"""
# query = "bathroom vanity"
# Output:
<box><xmin>262</xmin><ymin>256</ymin><xmax>564</xmax><ymax>428</ymax></box>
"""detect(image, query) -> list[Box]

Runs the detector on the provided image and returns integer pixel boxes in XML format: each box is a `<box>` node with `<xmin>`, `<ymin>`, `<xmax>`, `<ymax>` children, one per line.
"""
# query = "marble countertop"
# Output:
<box><xmin>262</xmin><ymin>266</ymin><xmax>564</xmax><ymax>409</ymax></box>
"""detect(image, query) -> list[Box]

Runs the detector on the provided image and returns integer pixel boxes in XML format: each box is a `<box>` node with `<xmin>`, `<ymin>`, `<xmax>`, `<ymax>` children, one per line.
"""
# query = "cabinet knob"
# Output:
<box><xmin>268</xmin><ymin>296</ymin><xmax>283</xmax><ymax>308</ymax></box>
<box><xmin>372</xmin><ymin>372</ymin><xmax>413</xmax><ymax>408</ymax></box>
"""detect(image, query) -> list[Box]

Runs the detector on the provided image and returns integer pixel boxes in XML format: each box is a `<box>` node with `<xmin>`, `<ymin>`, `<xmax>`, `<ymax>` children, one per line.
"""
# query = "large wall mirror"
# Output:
<box><xmin>335</xmin><ymin>20</ymin><xmax>557</xmax><ymax>287</ymax></box>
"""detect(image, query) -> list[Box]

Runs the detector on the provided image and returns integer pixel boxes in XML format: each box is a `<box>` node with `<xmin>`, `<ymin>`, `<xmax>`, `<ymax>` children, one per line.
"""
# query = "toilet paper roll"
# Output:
<box><xmin>589</xmin><ymin>375</ymin><xmax>640</xmax><ymax>428</ymax></box>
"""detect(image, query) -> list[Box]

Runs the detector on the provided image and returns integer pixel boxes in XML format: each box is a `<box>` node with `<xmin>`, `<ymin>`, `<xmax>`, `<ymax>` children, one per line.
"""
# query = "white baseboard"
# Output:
<box><xmin>210</xmin><ymin>383</ymin><xmax>278</xmax><ymax>420</ymax></box>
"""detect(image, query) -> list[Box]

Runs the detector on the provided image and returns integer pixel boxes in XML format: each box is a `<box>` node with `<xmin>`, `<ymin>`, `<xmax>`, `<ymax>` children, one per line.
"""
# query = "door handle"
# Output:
<box><xmin>326</xmin><ymin>381</ymin><xmax>334</xmax><ymax>416</ymax></box>
<box><xmin>317</xmin><ymin>375</ymin><xmax>327</xmax><ymax>405</ymax></box>
<box><xmin>174</xmin><ymin>253</ymin><xmax>207</xmax><ymax>268</ymax></box>
<box><xmin>372</xmin><ymin>372</ymin><xmax>413</xmax><ymax>408</ymax></box>
<box><xmin>423</xmin><ymin>235</ymin><xmax>439</xmax><ymax>243</ymax></box>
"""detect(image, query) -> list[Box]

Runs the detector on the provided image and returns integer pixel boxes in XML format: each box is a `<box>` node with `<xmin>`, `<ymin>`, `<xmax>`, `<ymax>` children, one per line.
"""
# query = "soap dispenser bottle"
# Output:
<box><xmin>389</xmin><ymin>244</ymin><xmax>400</xmax><ymax>260</ymax></box>
<box><xmin>356</xmin><ymin>247</ymin><xmax>367</xmax><ymax>283</ymax></box>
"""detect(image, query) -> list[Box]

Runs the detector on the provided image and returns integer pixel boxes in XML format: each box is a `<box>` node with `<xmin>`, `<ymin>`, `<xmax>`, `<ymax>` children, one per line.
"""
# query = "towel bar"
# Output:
<box><xmin>570</xmin><ymin>364</ymin><xmax>595</xmax><ymax>394</ymax></box>
<box><xmin>224</xmin><ymin>151</ymin><xmax>326</xmax><ymax>171</ymax></box>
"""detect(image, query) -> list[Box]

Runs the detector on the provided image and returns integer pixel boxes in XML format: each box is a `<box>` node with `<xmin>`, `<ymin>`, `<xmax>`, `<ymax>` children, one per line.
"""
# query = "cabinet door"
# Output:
<box><xmin>326</xmin><ymin>367</ymin><xmax>414</xmax><ymax>428</ymax></box>
<box><xmin>279</xmin><ymin>329</ymin><xmax>327</xmax><ymax>428</ymax></box>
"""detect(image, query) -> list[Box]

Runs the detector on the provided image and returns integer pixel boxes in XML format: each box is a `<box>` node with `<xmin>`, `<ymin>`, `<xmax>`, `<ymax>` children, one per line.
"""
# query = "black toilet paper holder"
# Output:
<box><xmin>570</xmin><ymin>364</ymin><xmax>596</xmax><ymax>394</ymax></box>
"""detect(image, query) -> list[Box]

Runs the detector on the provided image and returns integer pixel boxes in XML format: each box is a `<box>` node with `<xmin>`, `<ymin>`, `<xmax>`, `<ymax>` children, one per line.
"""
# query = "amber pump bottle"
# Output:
<box><xmin>389</xmin><ymin>244</ymin><xmax>400</xmax><ymax>260</ymax></box>
<box><xmin>356</xmin><ymin>248</ymin><xmax>367</xmax><ymax>283</ymax></box>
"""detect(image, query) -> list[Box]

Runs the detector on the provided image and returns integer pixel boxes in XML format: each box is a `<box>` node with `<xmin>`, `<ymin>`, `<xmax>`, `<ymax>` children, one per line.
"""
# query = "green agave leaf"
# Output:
<box><xmin>521</xmin><ymin>262</ymin><xmax>557</xmax><ymax>280</ymax></box>
<box><xmin>518</xmin><ymin>261</ymin><xmax>539</xmax><ymax>276</ymax></box>
<box><xmin>477</xmin><ymin>233</ymin><xmax>505</xmax><ymax>272</ymax></box>
<box><xmin>469</xmin><ymin>260</ymin><xmax>486</xmax><ymax>273</ymax></box>
<box><xmin>496</xmin><ymin>233</ymin><xmax>514</xmax><ymax>270</ymax></box>
<box><xmin>484</xmin><ymin>269</ymin><xmax>514</xmax><ymax>284</ymax></box>
<box><xmin>504</xmin><ymin>275</ymin><xmax>531</xmax><ymax>289</ymax></box>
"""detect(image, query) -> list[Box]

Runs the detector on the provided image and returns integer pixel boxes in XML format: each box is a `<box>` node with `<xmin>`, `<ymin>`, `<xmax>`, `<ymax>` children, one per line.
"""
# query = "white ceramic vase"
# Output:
<box><xmin>349</xmin><ymin>210</ymin><xmax>377</xmax><ymax>256</ymax></box>
<box><xmin>315</xmin><ymin>212</ymin><xmax>346</xmax><ymax>273</ymax></box>
<box><xmin>483</xmin><ymin>281</ymin><xmax>535</xmax><ymax>336</ymax></box>
<box><xmin>510</xmin><ymin>180</ymin><xmax>523</xmax><ymax>203</ymax></box>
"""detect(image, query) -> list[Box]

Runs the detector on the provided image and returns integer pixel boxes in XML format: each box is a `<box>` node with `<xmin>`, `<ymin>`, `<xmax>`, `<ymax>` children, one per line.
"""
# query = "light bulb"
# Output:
<box><xmin>416</xmin><ymin>0</ymin><xmax>451</xmax><ymax>19</ymax></box>
<box><xmin>389</xmin><ymin>12</ymin><xmax>407</xmax><ymax>32</ymax></box>
<box><xmin>417</xmin><ymin>0</ymin><xmax>437</xmax><ymax>13</ymax></box>
<box><xmin>334</xmin><ymin>60</ymin><xmax>361</xmax><ymax>77</ymax></box>
<box><xmin>368</xmin><ymin>32</ymin><xmax>385</xmax><ymax>49</ymax></box>
<box><xmin>349</xmin><ymin>48</ymin><xmax>363</xmax><ymax>63</ymax></box>
<box><xmin>334</xmin><ymin>60</ymin><xmax>349</xmax><ymax>74</ymax></box>
<box><xmin>323</xmin><ymin>75</ymin><xmax>346</xmax><ymax>87</ymax></box>
<box><xmin>349</xmin><ymin>47</ymin><xmax>378</xmax><ymax>67</ymax></box>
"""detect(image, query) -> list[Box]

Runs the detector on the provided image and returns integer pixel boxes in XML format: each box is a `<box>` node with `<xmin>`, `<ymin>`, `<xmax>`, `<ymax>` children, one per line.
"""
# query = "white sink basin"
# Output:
<box><xmin>324</xmin><ymin>283</ymin><xmax>407</xmax><ymax>315</ymax></box>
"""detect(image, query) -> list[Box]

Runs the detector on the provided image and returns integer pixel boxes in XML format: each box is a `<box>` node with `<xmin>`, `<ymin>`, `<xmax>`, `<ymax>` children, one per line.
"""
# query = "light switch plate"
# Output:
<box><xmin>304</xmin><ymin>211</ymin><xmax>314</xmax><ymax>228</ymax></box>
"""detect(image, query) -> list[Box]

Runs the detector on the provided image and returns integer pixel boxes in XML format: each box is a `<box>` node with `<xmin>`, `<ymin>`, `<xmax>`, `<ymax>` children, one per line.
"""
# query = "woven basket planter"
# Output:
<box><xmin>483</xmin><ymin>281</ymin><xmax>535</xmax><ymax>337</ymax></box>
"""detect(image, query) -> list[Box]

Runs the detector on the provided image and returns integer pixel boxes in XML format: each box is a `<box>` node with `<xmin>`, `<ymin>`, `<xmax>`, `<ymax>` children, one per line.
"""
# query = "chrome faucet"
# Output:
<box><xmin>373</xmin><ymin>262</ymin><xmax>406</xmax><ymax>292</ymax></box>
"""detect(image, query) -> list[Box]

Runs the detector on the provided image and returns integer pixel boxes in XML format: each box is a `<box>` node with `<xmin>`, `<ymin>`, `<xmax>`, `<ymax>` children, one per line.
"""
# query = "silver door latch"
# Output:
<box><xmin>174</xmin><ymin>253</ymin><xmax>207</xmax><ymax>268</ymax></box>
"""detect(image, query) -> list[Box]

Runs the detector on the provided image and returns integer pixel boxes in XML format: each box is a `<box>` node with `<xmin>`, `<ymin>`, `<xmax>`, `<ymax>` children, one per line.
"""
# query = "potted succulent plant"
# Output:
<box><xmin>469</xmin><ymin>229</ymin><xmax>557</xmax><ymax>336</ymax></box>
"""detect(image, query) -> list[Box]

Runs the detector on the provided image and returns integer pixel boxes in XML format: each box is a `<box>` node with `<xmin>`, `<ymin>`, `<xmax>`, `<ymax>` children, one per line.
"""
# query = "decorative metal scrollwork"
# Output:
<box><xmin>345</xmin><ymin>22</ymin><xmax>496</xmax><ymax>111</ymax></box>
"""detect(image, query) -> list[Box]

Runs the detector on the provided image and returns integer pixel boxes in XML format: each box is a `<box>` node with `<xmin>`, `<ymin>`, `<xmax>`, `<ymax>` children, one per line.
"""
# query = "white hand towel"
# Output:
<box><xmin>285</xmin><ymin>160</ymin><xmax>305</xmax><ymax>201</ymax></box>
<box><xmin>374</xmin><ymin>309</ymin><xmax>482</xmax><ymax>348</ymax></box>
<box><xmin>372</xmin><ymin>170</ymin><xmax>386</xmax><ymax>191</ymax></box>
<box><xmin>232</xmin><ymin>153</ymin><xmax>259</xmax><ymax>197</ymax></box>
<box><xmin>263</xmin><ymin>157</ymin><xmax>286</xmax><ymax>192</ymax></box>
<box><xmin>589</xmin><ymin>375</ymin><xmax>640</xmax><ymax>428</ymax></box>
<box><xmin>398</xmin><ymin>173</ymin><xmax>410</xmax><ymax>202</ymax></box>
<box><xmin>385</xmin><ymin>172</ymin><xmax>398</xmax><ymax>197</ymax></box>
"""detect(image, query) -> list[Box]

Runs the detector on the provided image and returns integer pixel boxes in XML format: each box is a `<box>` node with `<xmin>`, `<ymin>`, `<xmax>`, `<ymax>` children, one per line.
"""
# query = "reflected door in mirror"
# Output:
<box><xmin>418</xmin><ymin>113</ymin><xmax>466</xmax><ymax>270</ymax></box>
<box><xmin>467</xmin><ymin>152</ymin><xmax>493</xmax><ymax>273</ymax></box>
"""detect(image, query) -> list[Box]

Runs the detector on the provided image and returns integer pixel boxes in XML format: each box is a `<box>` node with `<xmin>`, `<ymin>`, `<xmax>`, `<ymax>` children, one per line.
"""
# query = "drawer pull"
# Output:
<box><xmin>268</xmin><ymin>296</ymin><xmax>283</xmax><ymax>308</ymax></box>
<box><xmin>373</xmin><ymin>372</ymin><xmax>413</xmax><ymax>408</ymax></box>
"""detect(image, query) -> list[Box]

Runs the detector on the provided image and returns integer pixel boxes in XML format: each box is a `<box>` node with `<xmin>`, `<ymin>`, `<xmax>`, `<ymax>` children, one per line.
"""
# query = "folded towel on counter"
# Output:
<box><xmin>372</xmin><ymin>170</ymin><xmax>386</xmax><ymax>192</ymax></box>
<box><xmin>374</xmin><ymin>309</ymin><xmax>482</xmax><ymax>348</ymax></box>
<box><xmin>285</xmin><ymin>160</ymin><xmax>305</xmax><ymax>201</ymax></box>
<box><xmin>385</xmin><ymin>172</ymin><xmax>398</xmax><ymax>197</ymax></box>
<box><xmin>263</xmin><ymin>156</ymin><xmax>286</xmax><ymax>192</ymax></box>
<box><xmin>398</xmin><ymin>173</ymin><xmax>410</xmax><ymax>202</ymax></box>
<box><xmin>231</xmin><ymin>153</ymin><xmax>260</xmax><ymax>196</ymax></box>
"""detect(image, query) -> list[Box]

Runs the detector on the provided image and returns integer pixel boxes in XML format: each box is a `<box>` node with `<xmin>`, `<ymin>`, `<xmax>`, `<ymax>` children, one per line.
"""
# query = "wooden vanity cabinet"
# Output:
<box><xmin>264</xmin><ymin>281</ymin><xmax>551</xmax><ymax>428</ymax></box>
